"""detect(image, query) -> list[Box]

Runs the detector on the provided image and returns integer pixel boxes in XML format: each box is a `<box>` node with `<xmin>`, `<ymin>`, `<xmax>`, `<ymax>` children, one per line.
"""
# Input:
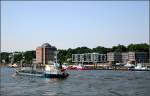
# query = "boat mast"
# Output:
<box><xmin>20</xmin><ymin>53</ymin><xmax>24</xmax><ymax>69</ymax></box>
<box><xmin>82</xmin><ymin>54</ymin><xmax>83</xmax><ymax>65</ymax></box>
<box><xmin>9</xmin><ymin>53</ymin><xmax>14</xmax><ymax>65</ymax></box>
<box><xmin>55</xmin><ymin>51</ymin><xmax>58</xmax><ymax>63</ymax></box>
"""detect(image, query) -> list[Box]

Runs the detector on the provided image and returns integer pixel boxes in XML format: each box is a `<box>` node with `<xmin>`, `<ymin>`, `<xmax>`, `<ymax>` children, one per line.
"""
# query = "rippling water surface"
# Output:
<box><xmin>1</xmin><ymin>67</ymin><xmax>150</xmax><ymax>96</ymax></box>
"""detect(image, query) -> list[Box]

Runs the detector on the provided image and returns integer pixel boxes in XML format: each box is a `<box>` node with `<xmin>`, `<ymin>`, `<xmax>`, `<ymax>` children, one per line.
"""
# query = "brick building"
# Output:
<box><xmin>36</xmin><ymin>43</ymin><xmax>57</xmax><ymax>64</ymax></box>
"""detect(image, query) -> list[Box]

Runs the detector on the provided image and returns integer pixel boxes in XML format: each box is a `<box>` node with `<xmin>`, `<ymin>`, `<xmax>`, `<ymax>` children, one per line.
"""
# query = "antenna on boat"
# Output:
<box><xmin>33</xmin><ymin>59</ymin><xmax>36</xmax><ymax>71</ymax></box>
<box><xmin>9</xmin><ymin>52</ymin><xmax>14</xmax><ymax>65</ymax></box>
<box><xmin>56</xmin><ymin>51</ymin><xmax>57</xmax><ymax>63</ymax></box>
<box><xmin>55</xmin><ymin>51</ymin><xmax>59</xmax><ymax>63</ymax></box>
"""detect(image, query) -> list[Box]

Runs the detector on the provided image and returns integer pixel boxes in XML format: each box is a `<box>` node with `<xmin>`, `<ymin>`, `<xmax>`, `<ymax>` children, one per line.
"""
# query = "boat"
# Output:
<box><xmin>124</xmin><ymin>63</ymin><xmax>135</xmax><ymax>69</ymax></box>
<box><xmin>62</xmin><ymin>64</ymin><xmax>68</xmax><ymax>70</ymax></box>
<box><xmin>132</xmin><ymin>63</ymin><xmax>150</xmax><ymax>71</ymax></box>
<box><xmin>66</xmin><ymin>65</ymin><xmax>77</xmax><ymax>70</ymax></box>
<box><xmin>75</xmin><ymin>64</ymin><xmax>90</xmax><ymax>70</ymax></box>
<box><xmin>16</xmin><ymin>70</ymin><xmax>44</xmax><ymax>77</ymax></box>
<box><xmin>66</xmin><ymin>64</ymin><xmax>90</xmax><ymax>70</ymax></box>
<box><xmin>16</xmin><ymin>63</ymin><xmax>69</xmax><ymax>78</ymax></box>
<box><xmin>8</xmin><ymin>63</ymin><xmax>18</xmax><ymax>68</ymax></box>
<box><xmin>44</xmin><ymin>63</ymin><xmax>69</xmax><ymax>78</ymax></box>
<box><xmin>15</xmin><ymin>67</ymin><xmax>44</xmax><ymax>77</ymax></box>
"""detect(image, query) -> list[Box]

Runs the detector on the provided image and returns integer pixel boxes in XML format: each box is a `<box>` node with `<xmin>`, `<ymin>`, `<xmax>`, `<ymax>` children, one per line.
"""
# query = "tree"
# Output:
<box><xmin>127</xmin><ymin>43</ymin><xmax>149</xmax><ymax>52</ymax></box>
<box><xmin>57</xmin><ymin>49</ymin><xmax>67</xmax><ymax>64</ymax></box>
<box><xmin>13</xmin><ymin>52</ymin><xmax>23</xmax><ymax>63</ymax></box>
<box><xmin>23</xmin><ymin>51</ymin><xmax>36</xmax><ymax>64</ymax></box>
<box><xmin>74</xmin><ymin>46</ymin><xmax>92</xmax><ymax>54</ymax></box>
<box><xmin>112</xmin><ymin>44</ymin><xmax>127</xmax><ymax>52</ymax></box>
<box><xmin>1</xmin><ymin>43</ymin><xmax>149</xmax><ymax>64</ymax></box>
<box><xmin>92</xmin><ymin>46</ymin><xmax>107</xmax><ymax>54</ymax></box>
<box><xmin>0</xmin><ymin>52</ymin><xmax>10</xmax><ymax>64</ymax></box>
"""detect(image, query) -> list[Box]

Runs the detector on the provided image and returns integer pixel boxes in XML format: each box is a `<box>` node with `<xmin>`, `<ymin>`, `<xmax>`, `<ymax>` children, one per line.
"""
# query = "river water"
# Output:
<box><xmin>0</xmin><ymin>67</ymin><xmax>150</xmax><ymax>96</ymax></box>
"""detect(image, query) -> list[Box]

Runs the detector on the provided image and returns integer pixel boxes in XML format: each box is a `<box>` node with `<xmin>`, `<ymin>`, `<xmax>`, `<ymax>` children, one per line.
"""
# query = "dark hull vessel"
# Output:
<box><xmin>44</xmin><ymin>73</ymin><xmax>69</xmax><ymax>78</ymax></box>
<box><xmin>15</xmin><ymin>65</ymin><xmax>69</xmax><ymax>79</ymax></box>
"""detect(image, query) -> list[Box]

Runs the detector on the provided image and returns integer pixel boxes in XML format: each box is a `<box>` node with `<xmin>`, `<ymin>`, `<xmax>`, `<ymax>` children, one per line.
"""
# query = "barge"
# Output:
<box><xmin>15</xmin><ymin>63</ymin><xmax>69</xmax><ymax>78</ymax></box>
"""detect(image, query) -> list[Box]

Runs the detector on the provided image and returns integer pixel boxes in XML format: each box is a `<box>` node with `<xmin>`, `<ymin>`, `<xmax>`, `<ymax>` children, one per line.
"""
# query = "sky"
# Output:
<box><xmin>1</xmin><ymin>1</ymin><xmax>149</xmax><ymax>52</ymax></box>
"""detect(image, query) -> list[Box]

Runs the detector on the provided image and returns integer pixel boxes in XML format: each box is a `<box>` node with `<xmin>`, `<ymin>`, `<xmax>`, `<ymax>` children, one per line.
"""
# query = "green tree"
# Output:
<box><xmin>23</xmin><ymin>50</ymin><xmax>36</xmax><ymax>64</ymax></box>
<box><xmin>13</xmin><ymin>52</ymin><xmax>23</xmax><ymax>63</ymax></box>
<box><xmin>57</xmin><ymin>49</ymin><xmax>67</xmax><ymax>64</ymax></box>
<box><xmin>127</xmin><ymin>43</ymin><xmax>149</xmax><ymax>52</ymax></box>
<box><xmin>112</xmin><ymin>44</ymin><xmax>127</xmax><ymax>52</ymax></box>
<box><xmin>74</xmin><ymin>46</ymin><xmax>92</xmax><ymax>54</ymax></box>
<box><xmin>92</xmin><ymin>46</ymin><xmax>107</xmax><ymax>54</ymax></box>
<box><xmin>0</xmin><ymin>52</ymin><xmax>10</xmax><ymax>64</ymax></box>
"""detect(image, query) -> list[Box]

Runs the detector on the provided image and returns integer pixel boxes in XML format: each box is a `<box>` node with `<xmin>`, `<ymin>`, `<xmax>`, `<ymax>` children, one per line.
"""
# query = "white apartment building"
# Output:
<box><xmin>72</xmin><ymin>53</ymin><xmax>107</xmax><ymax>64</ymax></box>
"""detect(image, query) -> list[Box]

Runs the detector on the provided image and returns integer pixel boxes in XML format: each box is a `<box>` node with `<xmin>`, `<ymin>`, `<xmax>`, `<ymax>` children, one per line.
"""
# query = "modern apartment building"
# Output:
<box><xmin>107</xmin><ymin>52</ymin><xmax>122</xmax><ymax>64</ymax></box>
<box><xmin>128</xmin><ymin>52</ymin><xmax>148</xmax><ymax>63</ymax></box>
<box><xmin>107</xmin><ymin>52</ymin><xmax>148</xmax><ymax>64</ymax></box>
<box><xmin>122</xmin><ymin>53</ymin><xmax>129</xmax><ymax>64</ymax></box>
<box><xmin>36</xmin><ymin>43</ymin><xmax>57</xmax><ymax>64</ymax></box>
<box><xmin>72</xmin><ymin>53</ymin><xmax>107</xmax><ymax>64</ymax></box>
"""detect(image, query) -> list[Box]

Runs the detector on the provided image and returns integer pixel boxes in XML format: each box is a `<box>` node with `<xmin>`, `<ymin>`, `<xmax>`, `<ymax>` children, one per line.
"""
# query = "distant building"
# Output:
<box><xmin>107</xmin><ymin>52</ymin><xmax>122</xmax><ymax>64</ymax></box>
<box><xmin>107</xmin><ymin>52</ymin><xmax>148</xmax><ymax>64</ymax></box>
<box><xmin>122</xmin><ymin>53</ymin><xmax>129</xmax><ymax>64</ymax></box>
<box><xmin>72</xmin><ymin>53</ymin><xmax>107</xmax><ymax>64</ymax></box>
<box><xmin>128</xmin><ymin>52</ymin><xmax>148</xmax><ymax>63</ymax></box>
<box><xmin>36</xmin><ymin>43</ymin><xmax>57</xmax><ymax>64</ymax></box>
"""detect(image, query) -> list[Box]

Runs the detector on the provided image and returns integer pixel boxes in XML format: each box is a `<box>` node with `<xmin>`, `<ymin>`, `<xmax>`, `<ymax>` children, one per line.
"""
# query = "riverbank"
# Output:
<box><xmin>2</xmin><ymin>63</ymin><xmax>150</xmax><ymax>71</ymax></box>
<box><xmin>0</xmin><ymin>64</ymin><xmax>8</xmax><ymax>67</ymax></box>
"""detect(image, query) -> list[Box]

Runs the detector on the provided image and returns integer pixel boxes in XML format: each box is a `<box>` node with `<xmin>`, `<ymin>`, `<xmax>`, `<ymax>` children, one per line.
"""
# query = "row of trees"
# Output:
<box><xmin>1</xmin><ymin>51</ymin><xmax>35</xmax><ymax>64</ymax></box>
<box><xmin>58</xmin><ymin>43</ymin><xmax>149</xmax><ymax>64</ymax></box>
<box><xmin>1</xmin><ymin>43</ymin><xmax>149</xmax><ymax>64</ymax></box>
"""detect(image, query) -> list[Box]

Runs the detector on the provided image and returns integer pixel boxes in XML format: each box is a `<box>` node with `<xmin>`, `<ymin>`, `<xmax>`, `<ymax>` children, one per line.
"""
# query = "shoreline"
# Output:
<box><xmin>1</xmin><ymin>63</ymin><xmax>150</xmax><ymax>71</ymax></box>
<box><xmin>0</xmin><ymin>64</ymin><xmax>8</xmax><ymax>67</ymax></box>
